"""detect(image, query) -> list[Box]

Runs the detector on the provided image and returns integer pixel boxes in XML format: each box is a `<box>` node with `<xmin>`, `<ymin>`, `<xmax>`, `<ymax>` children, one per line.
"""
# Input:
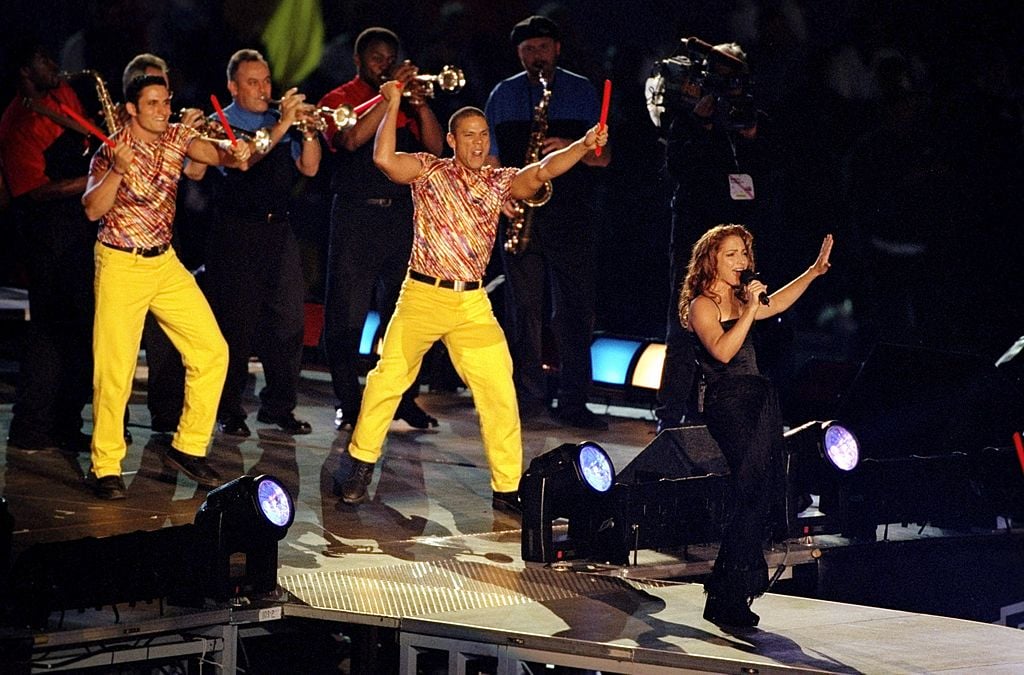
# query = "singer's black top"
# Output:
<box><xmin>691</xmin><ymin>318</ymin><xmax>760</xmax><ymax>387</ymax></box>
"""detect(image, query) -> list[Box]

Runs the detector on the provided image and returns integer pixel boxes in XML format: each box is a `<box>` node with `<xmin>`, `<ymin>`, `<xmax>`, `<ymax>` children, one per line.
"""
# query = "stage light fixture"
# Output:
<box><xmin>5</xmin><ymin>475</ymin><xmax>295</xmax><ymax>626</ymax></box>
<box><xmin>520</xmin><ymin>442</ymin><xmax>617</xmax><ymax>563</ymax></box>
<box><xmin>783</xmin><ymin>420</ymin><xmax>860</xmax><ymax>536</ymax></box>
<box><xmin>630</xmin><ymin>342</ymin><xmax>666</xmax><ymax>390</ymax></box>
<box><xmin>822</xmin><ymin>423</ymin><xmax>860</xmax><ymax>471</ymax></box>
<box><xmin>589</xmin><ymin>333</ymin><xmax>668</xmax><ymax>403</ymax></box>
<box><xmin>591</xmin><ymin>336</ymin><xmax>643</xmax><ymax>386</ymax></box>
<box><xmin>194</xmin><ymin>474</ymin><xmax>295</xmax><ymax>601</ymax></box>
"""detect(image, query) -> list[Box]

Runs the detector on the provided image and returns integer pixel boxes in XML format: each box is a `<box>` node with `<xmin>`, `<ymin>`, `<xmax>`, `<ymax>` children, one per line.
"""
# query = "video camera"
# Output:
<box><xmin>645</xmin><ymin>37</ymin><xmax>756</xmax><ymax>131</ymax></box>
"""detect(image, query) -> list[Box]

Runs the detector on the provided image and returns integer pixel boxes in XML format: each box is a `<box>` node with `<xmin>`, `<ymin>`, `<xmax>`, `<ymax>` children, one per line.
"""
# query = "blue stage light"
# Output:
<box><xmin>823</xmin><ymin>423</ymin><xmax>860</xmax><ymax>471</ymax></box>
<box><xmin>578</xmin><ymin>442</ymin><xmax>615</xmax><ymax>492</ymax></box>
<box><xmin>359</xmin><ymin>310</ymin><xmax>381</xmax><ymax>355</ymax></box>
<box><xmin>591</xmin><ymin>336</ymin><xmax>643</xmax><ymax>386</ymax></box>
<box><xmin>520</xmin><ymin>442</ymin><xmax>618</xmax><ymax>562</ymax></box>
<box><xmin>256</xmin><ymin>476</ymin><xmax>295</xmax><ymax>528</ymax></box>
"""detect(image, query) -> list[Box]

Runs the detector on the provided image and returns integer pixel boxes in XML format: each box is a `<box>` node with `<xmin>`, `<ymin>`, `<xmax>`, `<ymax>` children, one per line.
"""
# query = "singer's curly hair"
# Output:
<box><xmin>678</xmin><ymin>224</ymin><xmax>756</xmax><ymax>327</ymax></box>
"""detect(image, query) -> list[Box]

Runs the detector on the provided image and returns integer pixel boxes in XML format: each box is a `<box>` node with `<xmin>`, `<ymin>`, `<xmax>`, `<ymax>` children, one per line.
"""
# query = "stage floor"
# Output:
<box><xmin>2</xmin><ymin>360</ymin><xmax>1024</xmax><ymax>672</ymax></box>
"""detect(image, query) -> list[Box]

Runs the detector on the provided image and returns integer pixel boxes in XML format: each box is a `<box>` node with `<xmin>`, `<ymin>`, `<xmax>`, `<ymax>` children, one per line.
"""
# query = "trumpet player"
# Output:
<box><xmin>82</xmin><ymin>74</ymin><xmax>253</xmax><ymax>499</ymax></box>
<box><xmin>203</xmin><ymin>48</ymin><xmax>320</xmax><ymax>439</ymax></box>
<box><xmin>318</xmin><ymin>27</ymin><xmax>443</xmax><ymax>432</ymax></box>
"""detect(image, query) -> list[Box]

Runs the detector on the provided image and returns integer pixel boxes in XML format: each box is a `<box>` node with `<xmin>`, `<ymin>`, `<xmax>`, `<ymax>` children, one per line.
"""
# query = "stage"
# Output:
<box><xmin>2</xmin><ymin>358</ymin><xmax>1024</xmax><ymax>673</ymax></box>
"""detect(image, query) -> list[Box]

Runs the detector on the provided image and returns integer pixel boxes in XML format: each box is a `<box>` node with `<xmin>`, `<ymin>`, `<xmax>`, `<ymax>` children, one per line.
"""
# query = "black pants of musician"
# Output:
<box><xmin>702</xmin><ymin>374</ymin><xmax>783</xmax><ymax>603</ymax></box>
<box><xmin>501</xmin><ymin>206</ymin><xmax>597</xmax><ymax>415</ymax></box>
<box><xmin>8</xmin><ymin>202</ymin><xmax>94</xmax><ymax>448</ymax></box>
<box><xmin>323</xmin><ymin>196</ymin><xmax>424</xmax><ymax>418</ymax></box>
<box><xmin>203</xmin><ymin>213</ymin><xmax>305</xmax><ymax>422</ymax></box>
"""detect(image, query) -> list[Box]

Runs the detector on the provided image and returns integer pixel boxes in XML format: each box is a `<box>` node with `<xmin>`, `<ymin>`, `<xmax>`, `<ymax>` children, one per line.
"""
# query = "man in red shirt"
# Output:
<box><xmin>317</xmin><ymin>27</ymin><xmax>443</xmax><ymax>432</ymax></box>
<box><xmin>0</xmin><ymin>41</ymin><xmax>97</xmax><ymax>453</ymax></box>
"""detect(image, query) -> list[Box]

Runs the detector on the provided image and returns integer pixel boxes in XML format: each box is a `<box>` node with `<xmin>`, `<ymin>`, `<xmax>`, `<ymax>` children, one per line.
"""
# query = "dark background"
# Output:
<box><xmin>1</xmin><ymin>0</ymin><xmax>1021</xmax><ymax>369</ymax></box>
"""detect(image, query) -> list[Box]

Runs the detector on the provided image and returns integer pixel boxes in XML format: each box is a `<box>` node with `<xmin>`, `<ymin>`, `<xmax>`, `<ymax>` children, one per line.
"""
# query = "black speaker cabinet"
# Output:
<box><xmin>591</xmin><ymin>426</ymin><xmax>733</xmax><ymax>565</ymax></box>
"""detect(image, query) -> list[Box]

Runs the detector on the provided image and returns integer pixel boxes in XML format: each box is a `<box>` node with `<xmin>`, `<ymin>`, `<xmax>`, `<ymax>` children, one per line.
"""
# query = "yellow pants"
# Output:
<box><xmin>91</xmin><ymin>243</ymin><xmax>228</xmax><ymax>477</ymax></box>
<box><xmin>349</xmin><ymin>277</ymin><xmax>523</xmax><ymax>492</ymax></box>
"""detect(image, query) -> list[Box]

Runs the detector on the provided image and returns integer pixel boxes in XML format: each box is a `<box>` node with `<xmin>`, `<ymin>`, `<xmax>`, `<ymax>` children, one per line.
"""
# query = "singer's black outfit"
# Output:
<box><xmin>694</xmin><ymin>319</ymin><xmax>783</xmax><ymax>626</ymax></box>
<box><xmin>657</xmin><ymin>111</ymin><xmax>774</xmax><ymax>431</ymax></box>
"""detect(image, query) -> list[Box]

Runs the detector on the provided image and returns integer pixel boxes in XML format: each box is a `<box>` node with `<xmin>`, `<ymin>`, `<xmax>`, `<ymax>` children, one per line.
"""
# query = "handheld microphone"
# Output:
<box><xmin>739</xmin><ymin>269</ymin><xmax>770</xmax><ymax>306</ymax></box>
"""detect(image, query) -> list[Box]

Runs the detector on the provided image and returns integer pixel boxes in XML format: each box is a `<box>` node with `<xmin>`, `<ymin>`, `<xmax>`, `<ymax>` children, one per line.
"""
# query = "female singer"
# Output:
<box><xmin>681</xmin><ymin>224</ymin><xmax>833</xmax><ymax>627</ymax></box>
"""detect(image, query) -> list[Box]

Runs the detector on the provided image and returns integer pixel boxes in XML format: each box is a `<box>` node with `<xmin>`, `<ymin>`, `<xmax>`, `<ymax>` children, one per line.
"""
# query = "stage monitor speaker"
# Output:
<box><xmin>835</xmin><ymin>342</ymin><xmax>1024</xmax><ymax>460</ymax></box>
<box><xmin>617</xmin><ymin>425</ymin><xmax>729</xmax><ymax>482</ymax></box>
<box><xmin>593</xmin><ymin>426</ymin><xmax>732</xmax><ymax>564</ymax></box>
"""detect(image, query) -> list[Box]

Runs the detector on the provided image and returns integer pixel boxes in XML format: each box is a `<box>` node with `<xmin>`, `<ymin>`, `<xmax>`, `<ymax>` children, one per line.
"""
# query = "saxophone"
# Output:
<box><xmin>61</xmin><ymin>70</ymin><xmax>120</xmax><ymax>136</ymax></box>
<box><xmin>504</xmin><ymin>72</ymin><xmax>552</xmax><ymax>255</ymax></box>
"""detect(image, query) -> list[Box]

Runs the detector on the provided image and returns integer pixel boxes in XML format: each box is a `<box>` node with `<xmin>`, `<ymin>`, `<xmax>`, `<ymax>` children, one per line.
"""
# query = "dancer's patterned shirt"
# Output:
<box><xmin>88</xmin><ymin>124</ymin><xmax>198</xmax><ymax>249</ymax></box>
<box><xmin>408</xmin><ymin>153</ymin><xmax>517</xmax><ymax>281</ymax></box>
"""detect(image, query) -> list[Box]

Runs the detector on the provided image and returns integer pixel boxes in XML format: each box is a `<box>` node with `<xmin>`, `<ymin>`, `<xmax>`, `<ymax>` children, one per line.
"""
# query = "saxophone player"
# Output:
<box><xmin>484</xmin><ymin>15</ymin><xmax>611</xmax><ymax>431</ymax></box>
<box><xmin>0</xmin><ymin>40</ymin><xmax>97</xmax><ymax>454</ymax></box>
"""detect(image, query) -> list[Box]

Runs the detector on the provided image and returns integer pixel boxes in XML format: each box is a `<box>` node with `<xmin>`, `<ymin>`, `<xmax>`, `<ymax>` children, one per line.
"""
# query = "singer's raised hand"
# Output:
<box><xmin>810</xmin><ymin>234</ymin><xmax>834</xmax><ymax>276</ymax></box>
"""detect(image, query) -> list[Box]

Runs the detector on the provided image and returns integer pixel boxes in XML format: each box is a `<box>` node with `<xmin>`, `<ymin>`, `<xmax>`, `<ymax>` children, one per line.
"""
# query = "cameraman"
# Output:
<box><xmin>654</xmin><ymin>42</ymin><xmax>779</xmax><ymax>433</ymax></box>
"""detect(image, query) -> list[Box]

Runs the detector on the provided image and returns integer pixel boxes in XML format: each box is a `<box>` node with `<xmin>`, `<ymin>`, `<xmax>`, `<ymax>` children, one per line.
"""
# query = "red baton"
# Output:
<box><xmin>209</xmin><ymin>94</ymin><xmax>237</xmax><ymax>146</ymax></box>
<box><xmin>595</xmin><ymin>79</ymin><xmax>611</xmax><ymax>157</ymax></box>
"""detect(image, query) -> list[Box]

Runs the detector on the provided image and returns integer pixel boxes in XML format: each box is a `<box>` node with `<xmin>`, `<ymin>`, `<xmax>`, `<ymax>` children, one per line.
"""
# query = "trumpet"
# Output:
<box><xmin>177</xmin><ymin>109</ymin><xmax>272</xmax><ymax>153</ymax></box>
<box><xmin>403</xmin><ymin>65</ymin><xmax>466</xmax><ymax>99</ymax></box>
<box><xmin>263</xmin><ymin>97</ymin><xmax>358</xmax><ymax>135</ymax></box>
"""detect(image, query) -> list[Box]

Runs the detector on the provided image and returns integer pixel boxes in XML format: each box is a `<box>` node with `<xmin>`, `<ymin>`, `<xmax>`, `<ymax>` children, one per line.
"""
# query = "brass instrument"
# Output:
<box><xmin>180</xmin><ymin>110</ymin><xmax>272</xmax><ymax>154</ymax></box>
<box><xmin>263</xmin><ymin>99</ymin><xmax>357</xmax><ymax>135</ymax></box>
<box><xmin>404</xmin><ymin>65</ymin><xmax>466</xmax><ymax>99</ymax></box>
<box><xmin>60</xmin><ymin>69</ymin><xmax>120</xmax><ymax>136</ymax></box>
<box><xmin>504</xmin><ymin>72</ymin><xmax>552</xmax><ymax>255</ymax></box>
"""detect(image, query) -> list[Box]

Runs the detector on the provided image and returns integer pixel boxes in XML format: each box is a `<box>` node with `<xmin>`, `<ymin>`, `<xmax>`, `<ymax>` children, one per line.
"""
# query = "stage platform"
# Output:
<box><xmin>2</xmin><ymin>361</ymin><xmax>1024</xmax><ymax>673</ymax></box>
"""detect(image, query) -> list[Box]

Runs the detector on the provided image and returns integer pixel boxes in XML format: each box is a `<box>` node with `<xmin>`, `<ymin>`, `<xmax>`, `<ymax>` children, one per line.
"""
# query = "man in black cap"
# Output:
<box><xmin>484</xmin><ymin>15</ymin><xmax>611</xmax><ymax>430</ymax></box>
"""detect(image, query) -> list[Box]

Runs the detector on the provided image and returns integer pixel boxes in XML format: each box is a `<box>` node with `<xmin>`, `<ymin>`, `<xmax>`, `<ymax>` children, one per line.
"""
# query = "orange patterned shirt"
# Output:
<box><xmin>89</xmin><ymin>124</ymin><xmax>199</xmax><ymax>248</ymax></box>
<box><xmin>408</xmin><ymin>153</ymin><xmax>518</xmax><ymax>281</ymax></box>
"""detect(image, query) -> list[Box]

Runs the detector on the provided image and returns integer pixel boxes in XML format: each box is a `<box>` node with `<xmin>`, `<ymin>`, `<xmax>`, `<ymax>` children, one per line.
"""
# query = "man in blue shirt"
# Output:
<box><xmin>485</xmin><ymin>15</ymin><xmax>611</xmax><ymax>430</ymax></box>
<box><xmin>203</xmin><ymin>49</ymin><xmax>320</xmax><ymax>437</ymax></box>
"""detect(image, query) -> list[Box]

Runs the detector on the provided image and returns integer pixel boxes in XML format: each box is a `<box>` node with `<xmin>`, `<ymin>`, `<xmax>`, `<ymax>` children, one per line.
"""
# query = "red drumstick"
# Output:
<box><xmin>1014</xmin><ymin>431</ymin><xmax>1024</xmax><ymax>475</ymax></box>
<box><xmin>353</xmin><ymin>95</ymin><xmax>383</xmax><ymax>117</ymax></box>
<box><xmin>595</xmin><ymin>79</ymin><xmax>611</xmax><ymax>157</ymax></box>
<box><xmin>58</xmin><ymin>103</ymin><xmax>115</xmax><ymax>148</ymax></box>
<box><xmin>209</xmin><ymin>94</ymin><xmax>237</xmax><ymax>146</ymax></box>
<box><xmin>353</xmin><ymin>81</ymin><xmax>404</xmax><ymax>117</ymax></box>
